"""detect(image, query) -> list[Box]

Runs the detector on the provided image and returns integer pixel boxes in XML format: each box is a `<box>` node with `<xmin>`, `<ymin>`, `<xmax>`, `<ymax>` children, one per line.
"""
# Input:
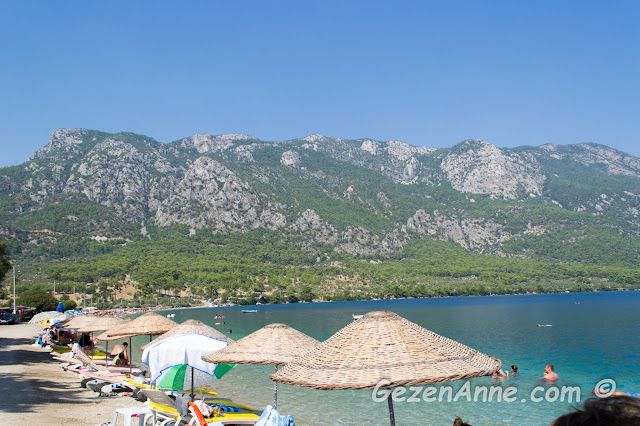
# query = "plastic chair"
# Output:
<box><xmin>112</xmin><ymin>406</ymin><xmax>156</xmax><ymax>426</ymax></box>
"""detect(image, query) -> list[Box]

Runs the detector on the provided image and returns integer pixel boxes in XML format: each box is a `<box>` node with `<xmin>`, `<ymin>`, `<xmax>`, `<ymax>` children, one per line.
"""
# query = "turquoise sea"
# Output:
<box><xmin>121</xmin><ymin>291</ymin><xmax>640</xmax><ymax>425</ymax></box>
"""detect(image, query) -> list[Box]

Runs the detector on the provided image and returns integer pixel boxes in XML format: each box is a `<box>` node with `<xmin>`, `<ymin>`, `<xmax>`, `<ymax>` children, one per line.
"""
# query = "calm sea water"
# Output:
<box><xmin>121</xmin><ymin>291</ymin><xmax>640</xmax><ymax>425</ymax></box>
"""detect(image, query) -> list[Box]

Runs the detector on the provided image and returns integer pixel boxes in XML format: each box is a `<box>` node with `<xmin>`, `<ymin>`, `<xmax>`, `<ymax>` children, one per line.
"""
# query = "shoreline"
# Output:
<box><xmin>0</xmin><ymin>323</ymin><xmax>146</xmax><ymax>426</ymax></box>
<box><xmin>165</xmin><ymin>288</ymin><xmax>640</xmax><ymax>312</ymax></box>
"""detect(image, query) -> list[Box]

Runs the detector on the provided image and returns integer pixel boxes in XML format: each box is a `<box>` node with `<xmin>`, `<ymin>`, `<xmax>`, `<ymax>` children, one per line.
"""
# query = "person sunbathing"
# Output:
<box><xmin>110</xmin><ymin>342</ymin><xmax>129</xmax><ymax>366</ymax></box>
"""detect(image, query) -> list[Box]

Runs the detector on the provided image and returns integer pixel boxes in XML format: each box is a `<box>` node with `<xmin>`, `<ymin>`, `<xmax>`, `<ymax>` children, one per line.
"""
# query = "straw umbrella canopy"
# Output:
<box><xmin>77</xmin><ymin>316</ymin><xmax>128</xmax><ymax>334</ymax></box>
<box><xmin>105</xmin><ymin>312</ymin><xmax>177</xmax><ymax>374</ymax></box>
<box><xmin>96</xmin><ymin>320</ymin><xmax>134</xmax><ymax>341</ymax></box>
<box><xmin>202</xmin><ymin>323</ymin><xmax>319</xmax><ymax>409</ymax></box>
<box><xmin>141</xmin><ymin>320</ymin><xmax>234</xmax><ymax>351</ymax></box>
<box><xmin>270</xmin><ymin>311</ymin><xmax>502</xmax><ymax>425</ymax></box>
<box><xmin>95</xmin><ymin>319</ymin><xmax>134</xmax><ymax>367</ymax></box>
<box><xmin>106</xmin><ymin>312</ymin><xmax>177</xmax><ymax>340</ymax></box>
<box><xmin>57</xmin><ymin>314</ymin><xmax>97</xmax><ymax>330</ymax></box>
<box><xmin>77</xmin><ymin>316</ymin><xmax>129</xmax><ymax>361</ymax></box>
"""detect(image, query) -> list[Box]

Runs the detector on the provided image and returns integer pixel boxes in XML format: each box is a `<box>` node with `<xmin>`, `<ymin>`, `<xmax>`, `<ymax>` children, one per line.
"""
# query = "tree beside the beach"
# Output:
<box><xmin>17</xmin><ymin>289</ymin><xmax>58</xmax><ymax>312</ymax></box>
<box><xmin>0</xmin><ymin>242</ymin><xmax>10</xmax><ymax>285</ymax></box>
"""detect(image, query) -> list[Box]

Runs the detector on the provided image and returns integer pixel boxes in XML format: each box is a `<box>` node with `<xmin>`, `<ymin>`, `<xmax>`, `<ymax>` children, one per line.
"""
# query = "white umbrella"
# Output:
<box><xmin>141</xmin><ymin>333</ymin><xmax>232</xmax><ymax>400</ymax></box>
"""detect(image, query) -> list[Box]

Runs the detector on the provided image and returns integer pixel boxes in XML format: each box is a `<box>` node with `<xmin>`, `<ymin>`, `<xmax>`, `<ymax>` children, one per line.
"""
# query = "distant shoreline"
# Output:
<box><xmin>152</xmin><ymin>288</ymin><xmax>640</xmax><ymax>314</ymax></box>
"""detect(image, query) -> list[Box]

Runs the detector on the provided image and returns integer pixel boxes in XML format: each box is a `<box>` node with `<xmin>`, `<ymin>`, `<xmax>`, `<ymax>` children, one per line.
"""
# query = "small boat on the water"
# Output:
<box><xmin>537</xmin><ymin>324</ymin><xmax>553</xmax><ymax>327</ymax></box>
<box><xmin>352</xmin><ymin>314</ymin><xmax>364</xmax><ymax>320</ymax></box>
<box><xmin>242</xmin><ymin>309</ymin><xmax>258</xmax><ymax>314</ymax></box>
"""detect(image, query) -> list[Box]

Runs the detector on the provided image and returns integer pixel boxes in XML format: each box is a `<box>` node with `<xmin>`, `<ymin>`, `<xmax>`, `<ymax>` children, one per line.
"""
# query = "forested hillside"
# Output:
<box><xmin>1</xmin><ymin>129</ymin><xmax>639</xmax><ymax>307</ymax></box>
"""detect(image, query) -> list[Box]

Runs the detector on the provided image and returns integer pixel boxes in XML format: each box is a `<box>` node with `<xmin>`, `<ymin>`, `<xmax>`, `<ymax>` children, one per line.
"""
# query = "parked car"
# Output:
<box><xmin>0</xmin><ymin>313</ymin><xmax>17</xmax><ymax>325</ymax></box>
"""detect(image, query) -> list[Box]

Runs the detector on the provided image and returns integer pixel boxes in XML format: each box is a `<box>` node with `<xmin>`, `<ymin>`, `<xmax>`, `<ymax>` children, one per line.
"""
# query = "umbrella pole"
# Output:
<box><xmin>387</xmin><ymin>390</ymin><xmax>396</xmax><ymax>426</ymax></box>
<box><xmin>105</xmin><ymin>341</ymin><xmax>109</xmax><ymax>368</ymax></box>
<box><xmin>190</xmin><ymin>366</ymin><xmax>195</xmax><ymax>402</ymax></box>
<box><xmin>128</xmin><ymin>336</ymin><xmax>132</xmax><ymax>375</ymax></box>
<box><xmin>273</xmin><ymin>364</ymin><xmax>279</xmax><ymax>410</ymax></box>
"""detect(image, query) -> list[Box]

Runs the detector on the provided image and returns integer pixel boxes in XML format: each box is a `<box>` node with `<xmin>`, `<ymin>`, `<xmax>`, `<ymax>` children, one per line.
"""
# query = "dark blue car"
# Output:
<box><xmin>0</xmin><ymin>313</ymin><xmax>17</xmax><ymax>325</ymax></box>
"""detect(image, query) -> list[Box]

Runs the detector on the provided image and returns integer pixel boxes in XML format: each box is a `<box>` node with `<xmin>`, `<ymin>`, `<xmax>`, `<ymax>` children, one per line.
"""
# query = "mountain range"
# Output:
<box><xmin>1</xmin><ymin>128</ymin><xmax>640</xmax><ymax>301</ymax></box>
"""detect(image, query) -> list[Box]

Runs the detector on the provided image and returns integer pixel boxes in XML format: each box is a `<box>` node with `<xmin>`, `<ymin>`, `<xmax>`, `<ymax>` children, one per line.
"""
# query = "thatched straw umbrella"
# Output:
<box><xmin>95</xmin><ymin>322</ymin><xmax>135</xmax><ymax>367</ymax></box>
<box><xmin>106</xmin><ymin>312</ymin><xmax>177</xmax><ymax>374</ymax></box>
<box><xmin>78</xmin><ymin>316</ymin><xmax>129</xmax><ymax>365</ymax></box>
<box><xmin>78</xmin><ymin>316</ymin><xmax>128</xmax><ymax>334</ymax></box>
<box><xmin>271</xmin><ymin>311</ymin><xmax>502</xmax><ymax>425</ymax></box>
<box><xmin>96</xmin><ymin>318</ymin><xmax>134</xmax><ymax>342</ymax></box>
<box><xmin>107</xmin><ymin>312</ymin><xmax>177</xmax><ymax>339</ymax></box>
<box><xmin>140</xmin><ymin>319</ymin><xmax>234</xmax><ymax>351</ymax></box>
<box><xmin>202</xmin><ymin>323</ymin><xmax>319</xmax><ymax>409</ymax></box>
<box><xmin>58</xmin><ymin>314</ymin><xmax>97</xmax><ymax>330</ymax></box>
<box><xmin>55</xmin><ymin>315</ymin><xmax>100</xmax><ymax>353</ymax></box>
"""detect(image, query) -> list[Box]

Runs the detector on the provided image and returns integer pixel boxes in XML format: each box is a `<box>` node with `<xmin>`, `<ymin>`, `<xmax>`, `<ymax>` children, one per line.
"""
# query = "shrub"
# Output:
<box><xmin>17</xmin><ymin>289</ymin><xmax>58</xmax><ymax>312</ymax></box>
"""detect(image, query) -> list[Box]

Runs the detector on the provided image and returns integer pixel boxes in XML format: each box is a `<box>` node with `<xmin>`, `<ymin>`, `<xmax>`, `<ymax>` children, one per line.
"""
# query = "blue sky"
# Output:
<box><xmin>1</xmin><ymin>1</ymin><xmax>639</xmax><ymax>167</ymax></box>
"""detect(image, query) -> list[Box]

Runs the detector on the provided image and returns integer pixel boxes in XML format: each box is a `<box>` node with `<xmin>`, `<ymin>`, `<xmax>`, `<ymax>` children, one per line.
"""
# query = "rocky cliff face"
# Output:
<box><xmin>64</xmin><ymin>138</ymin><xmax>183</xmax><ymax>220</ymax></box>
<box><xmin>540</xmin><ymin>143</ymin><xmax>640</xmax><ymax>177</ymax></box>
<box><xmin>154</xmin><ymin>157</ymin><xmax>286</xmax><ymax>231</ymax></box>
<box><xmin>177</xmin><ymin>134</ymin><xmax>256</xmax><ymax>154</ymax></box>
<box><xmin>2</xmin><ymin>128</ymin><xmax>640</xmax><ymax>260</ymax></box>
<box><xmin>441</xmin><ymin>140</ymin><xmax>545</xmax><ymax>199</ymax></box>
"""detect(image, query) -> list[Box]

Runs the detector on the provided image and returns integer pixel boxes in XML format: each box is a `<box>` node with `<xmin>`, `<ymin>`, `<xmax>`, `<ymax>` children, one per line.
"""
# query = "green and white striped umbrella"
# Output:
<box><xmin>142</xmin><ymin>333</ymin><xmax>234</xmax><ymax>399</ymax></box>
<box><xmin>157</xmin><ymin>363</ymin><xmax>235</xmax><ymax>391</ymax></box>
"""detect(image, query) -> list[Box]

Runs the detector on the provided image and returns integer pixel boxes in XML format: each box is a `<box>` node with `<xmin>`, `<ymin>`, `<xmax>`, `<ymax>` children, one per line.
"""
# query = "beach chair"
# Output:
<box><xmin>55</xmin><ymin>348</ymin><xmax>145</xmax><ymax>390</ymax></box>
<box><xmin>73</xmin><ymin>343</ymin><xmax>141</xmax><ymax>372</ymax></box>
<box><xmin>140</xmin><ymin>389</ymin><xmax>260</xmax><ymax>425</ymax></box>
<box><xmin>83</xmin><ymin>378</ymin><xmax>141</xmax><ymax>397</ymax></box>
<box><xmin>63</xmin><ymin>343</ymin><xmax>143</xmax><ymax>375</ymax></box>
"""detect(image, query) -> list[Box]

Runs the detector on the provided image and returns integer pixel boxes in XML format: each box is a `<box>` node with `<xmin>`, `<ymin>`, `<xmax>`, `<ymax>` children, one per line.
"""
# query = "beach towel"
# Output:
<box><xmin>174</xmin><ymin>394</ymin><xmax>190</xmax><ymax>417</ymax></box>
<box><xmin>255</xmin><ymin>405</ymin><xmax>295</xmax><ymax>426</ymax></box>
<box><xmin>210</xmin><ymin>402</ymin><xmax>240</xmax><ymax>413</ymax></box>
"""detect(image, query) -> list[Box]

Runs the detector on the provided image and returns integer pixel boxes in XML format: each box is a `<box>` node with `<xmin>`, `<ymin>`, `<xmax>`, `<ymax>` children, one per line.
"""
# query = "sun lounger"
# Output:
<box><xmin>72</xmin><ymin>343</ymin><xmax>142</xmax><ymax>372</ymax></box>
<box><xmin>55</xmin><ymin>344</ymin><xmax>142</xmax><ymax>375</ymax></box>
<box><xmin>140</xmin><ymin>389</ymin><xmax>260</xmax><ymax>425</ymax></box>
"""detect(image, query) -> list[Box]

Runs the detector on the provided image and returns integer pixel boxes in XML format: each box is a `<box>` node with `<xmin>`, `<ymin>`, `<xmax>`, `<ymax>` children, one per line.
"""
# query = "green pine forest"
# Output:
<box><xmin>4</xmin><ymin>222</ymin><xmax>640</xmax><ymax>309</ymax></box>
<box><xmin>2</xmin><ymin>130</ymin><xmax>640</xmax><ymax>309</ymax></box>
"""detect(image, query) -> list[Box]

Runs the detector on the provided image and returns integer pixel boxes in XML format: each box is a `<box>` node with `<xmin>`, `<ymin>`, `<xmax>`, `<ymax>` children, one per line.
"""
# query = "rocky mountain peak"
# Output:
<box><xmin>537</xmin><ymin>142</ymin><xmax>640</xmax><ymax>177</ymax></box>
<box><xmin>575</xmin><ymin>143</ymin><xmax>640</xmax><ymax>177</ymax></box>
<box><xmin>34</xmin><ymin>128</ymin><xmax>88</xmax><ymax>158</ymax></box>
<box><xmin>386</xmin><ymin>140</ymin><xmax>436</xmax><ymax>160</ymax></box>
<box><xmin>178</xmin><ymin>134</ymin><xmax>255</xmax><ymax>153</ymax></box>
<box><xmin>301</xmin><ymin>134</ymin><xmax>329</xmax><ymax>143</ymax></box>
<box><xmin>4</xmin><ymin>128</ymin><xmax>640</xmax><ymax>263</ymax></box>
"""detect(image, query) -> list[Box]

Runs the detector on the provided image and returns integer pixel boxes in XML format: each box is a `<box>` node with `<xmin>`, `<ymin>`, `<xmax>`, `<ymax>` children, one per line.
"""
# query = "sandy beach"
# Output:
<box><xmin>0</xmin><ymin>323</ymin><xmax>146</xmax><ymax>426</ymax></box>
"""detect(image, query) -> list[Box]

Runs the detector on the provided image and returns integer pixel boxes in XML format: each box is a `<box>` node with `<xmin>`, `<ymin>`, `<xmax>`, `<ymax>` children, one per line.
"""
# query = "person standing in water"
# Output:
<box><xmin>540</xmin><ymin>363</ymin><xmax>558</xmax><ymax>382</ymax></box>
